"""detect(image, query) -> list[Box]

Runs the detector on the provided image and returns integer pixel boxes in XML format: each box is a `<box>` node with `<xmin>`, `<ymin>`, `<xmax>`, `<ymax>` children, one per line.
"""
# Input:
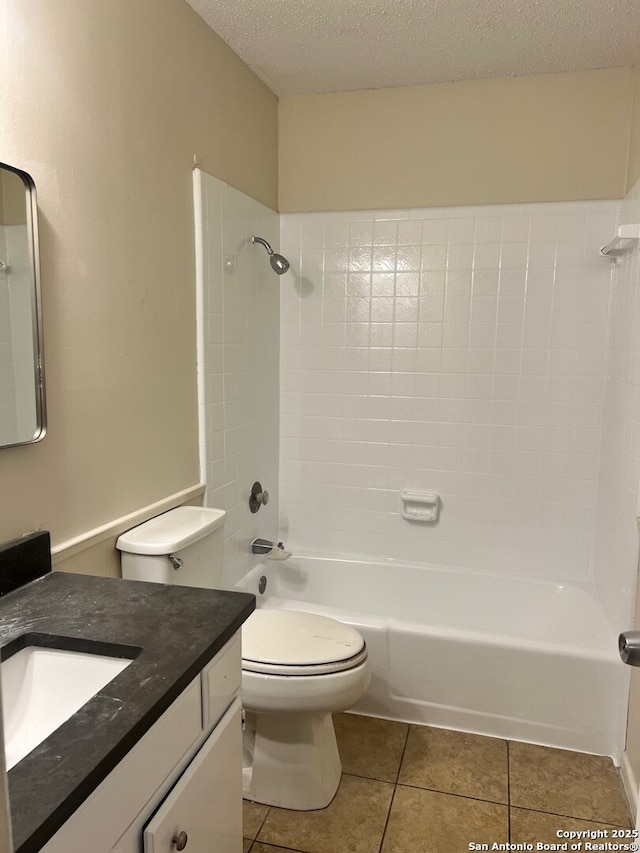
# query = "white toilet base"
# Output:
<box><xmin>243</xmin><ymin>710</ymin><xmax>341</xmax><ymax>810</ymax></box>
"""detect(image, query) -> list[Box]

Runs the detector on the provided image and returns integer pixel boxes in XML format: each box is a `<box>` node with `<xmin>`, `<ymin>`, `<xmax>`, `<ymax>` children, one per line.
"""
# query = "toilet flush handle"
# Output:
<box><xmin>168</xmin><ymin>554</ymin><xmax>183</xmax><ymax>571</ymax></box>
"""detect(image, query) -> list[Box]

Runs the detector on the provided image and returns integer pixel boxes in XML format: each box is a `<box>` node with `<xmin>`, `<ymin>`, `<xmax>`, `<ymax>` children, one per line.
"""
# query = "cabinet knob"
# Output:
<box><xmin>172</xmin><ymin>831</ymin><xmax>188</xmax><ymax>850</ymax></box>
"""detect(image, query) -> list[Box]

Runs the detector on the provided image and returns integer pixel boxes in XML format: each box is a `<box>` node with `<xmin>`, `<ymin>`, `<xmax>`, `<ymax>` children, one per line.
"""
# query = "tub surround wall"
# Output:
<box><xmin>280</xmin><ymin>201</ymin><xmax>616</xmax><ymax>583</ymax></box>
<box><xmin>593</xmin><ymin>178</ymin><xmax>640</xmax><ymax>630</ymax></box>
<box><xmin>278</xmin><ymin>68</ymin><xmax>631</xmax><ymax>213</ymax></box>
<box><xmin>196</xmin><ymin>172</ymin><xmax>280</xmax><ymax>585</ymax></box>
<box><xmin>605</xmin><ymin>176</ymin><xmax>640</xmax><ymax>802</ymax></box>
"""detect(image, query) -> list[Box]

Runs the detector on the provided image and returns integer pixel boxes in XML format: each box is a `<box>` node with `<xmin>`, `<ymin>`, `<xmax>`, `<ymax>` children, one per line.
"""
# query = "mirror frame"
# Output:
<box><xmin>0</xmin><ymin>162</ymin><xmax>46</xmax><ymax>448</ymax></box>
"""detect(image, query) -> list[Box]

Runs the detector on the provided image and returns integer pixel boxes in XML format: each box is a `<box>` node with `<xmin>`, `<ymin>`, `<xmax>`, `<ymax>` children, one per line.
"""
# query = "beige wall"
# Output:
<box><xmin>279</xmin><ymin>68</ymin><xmax>632</xmax><ymax>212</ymax></box>
<box><xmin>627</xmin><ymin>65</ymin><xmax>640</xmax><ymax>192</ymax></box>
<box><xmin>0</xmin><ymin>0</ymin><xmax>277</xmax><ymax>570</ymax></box>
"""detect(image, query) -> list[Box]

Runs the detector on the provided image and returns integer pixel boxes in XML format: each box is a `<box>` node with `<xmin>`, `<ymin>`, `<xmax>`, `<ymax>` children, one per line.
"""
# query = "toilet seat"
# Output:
<box><xmin>241</xmin><ymin>609</ymin><xmax>367</xmax><ymax>676</ymax></box>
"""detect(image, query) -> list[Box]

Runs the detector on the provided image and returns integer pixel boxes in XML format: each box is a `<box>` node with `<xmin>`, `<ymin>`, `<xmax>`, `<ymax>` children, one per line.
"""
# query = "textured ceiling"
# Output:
<box><xmin>186</xmin><ymin>0</ymin><xmax>640</xmax><ymax>98</ymax></box>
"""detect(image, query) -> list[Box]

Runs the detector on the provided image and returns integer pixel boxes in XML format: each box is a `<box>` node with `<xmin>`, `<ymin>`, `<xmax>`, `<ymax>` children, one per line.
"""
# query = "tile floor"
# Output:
<box><xmin>242</xmin><ymin>713</ymin><xmax>633</xmax><ymax>853</ymax></box>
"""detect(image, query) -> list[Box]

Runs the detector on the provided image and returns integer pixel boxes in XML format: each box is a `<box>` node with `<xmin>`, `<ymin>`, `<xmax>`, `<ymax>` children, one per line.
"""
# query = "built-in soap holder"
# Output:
<box><xmin>600</xmin><ymin>224</ymin><xmax>640</xmax><ymax>258</ymax></box>
<box><xmin>400</xmin><ymin>490</ymin><xmax>441</xmax><ymax>523</ymax></box>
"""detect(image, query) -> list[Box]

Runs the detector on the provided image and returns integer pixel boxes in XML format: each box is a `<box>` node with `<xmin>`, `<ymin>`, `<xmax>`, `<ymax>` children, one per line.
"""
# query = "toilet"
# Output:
<box><xmin>116</xmin><ymin>506</ymin><xmax>370</xmax><ymax>811</ymax></box>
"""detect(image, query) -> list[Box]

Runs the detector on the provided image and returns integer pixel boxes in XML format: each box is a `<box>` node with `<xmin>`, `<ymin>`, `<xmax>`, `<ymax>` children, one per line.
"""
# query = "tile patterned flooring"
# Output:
<box><xmin>242</xmin><ymin>713</ymin><xmax>632</xmax><ymax>853</ymax></box>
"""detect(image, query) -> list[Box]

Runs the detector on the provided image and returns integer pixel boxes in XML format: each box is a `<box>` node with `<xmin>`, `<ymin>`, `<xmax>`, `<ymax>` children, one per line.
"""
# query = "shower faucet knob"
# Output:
<box><xmin>249</xmin><ymin>481</ymin><xmax>269</xmax><ymax>513</ymax></box>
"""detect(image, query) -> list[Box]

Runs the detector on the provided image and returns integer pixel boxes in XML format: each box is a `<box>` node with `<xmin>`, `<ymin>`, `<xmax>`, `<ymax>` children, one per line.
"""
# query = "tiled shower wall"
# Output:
<box><xmin>196</xmin><ymin>172</ymin><xmax>280</xmax><ymax>586</ymax></box>
<box><xmin>594</xmin><ymin>178</ymin><xmax>640</xmax><ymax>627</ymax></box>
<box><xmin>280</xmin><ymin>202</ymin><xmax>617</xmax><ymax>582</ymax></box>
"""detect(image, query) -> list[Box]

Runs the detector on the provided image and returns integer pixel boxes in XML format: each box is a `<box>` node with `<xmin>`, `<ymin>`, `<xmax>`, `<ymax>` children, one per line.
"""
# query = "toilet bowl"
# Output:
<box><xmin>116</xmin><ymin>506</ymin><xmax>370</xmax><ymax>811</ymax></box>
<box><xmin>240</xmin><ymin>609</ymin><xmax>370</xmax><ymax>810</ymax></box>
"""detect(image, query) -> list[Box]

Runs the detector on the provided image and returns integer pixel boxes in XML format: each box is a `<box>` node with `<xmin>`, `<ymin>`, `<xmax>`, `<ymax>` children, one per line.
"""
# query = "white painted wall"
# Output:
<box><xmin>196</xmin><ymin>171</ymin><xmax>280</xmax><ymax>586</ymax></box>
<box><xmin>279</xmin><ymin>201</ymin><xmax>617</xmax><ymax>583</ymax></box>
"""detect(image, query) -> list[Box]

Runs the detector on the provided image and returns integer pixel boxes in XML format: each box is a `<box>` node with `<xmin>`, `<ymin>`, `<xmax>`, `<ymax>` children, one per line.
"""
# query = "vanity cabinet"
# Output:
<box><xmin>141</xmin><ymin>702</ymin><xmax>241</xmax><ymax>853</ymax></box>
<box><xmin>39</xmin><ymin>634</ymin><xmax>242</xmax><ymax>853</ymax></box>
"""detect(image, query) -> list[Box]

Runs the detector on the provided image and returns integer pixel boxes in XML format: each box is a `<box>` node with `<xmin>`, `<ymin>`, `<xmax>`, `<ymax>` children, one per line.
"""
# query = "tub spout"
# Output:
<box><xmin>251</xmin><ymin>538</ymin><xmax>274</xmax><ymax>555</ymax></box>
<box><xmin>251</xmin><ymin>538</ymin><xmax>292</xmax><ymax>560</ymax></box>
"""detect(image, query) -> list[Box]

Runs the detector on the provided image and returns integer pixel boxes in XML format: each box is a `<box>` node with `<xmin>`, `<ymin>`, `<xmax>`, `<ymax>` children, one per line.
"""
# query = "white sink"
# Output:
<box><xmin>1</xmin><ymin>645</ymin><xmax>132</xmax><ymax>769</ymax></box>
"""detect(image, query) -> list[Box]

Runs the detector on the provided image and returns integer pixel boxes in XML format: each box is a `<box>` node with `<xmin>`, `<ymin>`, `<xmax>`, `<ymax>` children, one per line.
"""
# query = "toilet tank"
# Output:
<box><xmin>116</xmin><ymin>507</ymin><xmax>226</xmax><ymax>590</ymax></box>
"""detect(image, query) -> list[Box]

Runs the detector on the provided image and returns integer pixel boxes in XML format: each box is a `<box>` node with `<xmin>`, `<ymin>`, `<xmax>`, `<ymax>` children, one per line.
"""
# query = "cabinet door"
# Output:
<box><xmin>143</xmin><ymin>698</ymin><xmax>242</xmax><ymax>853</ymax></box>
<box><xmin>41</xmin><ymin>677</ymin><xmax>204</xmax><ymax>853</ymax></box>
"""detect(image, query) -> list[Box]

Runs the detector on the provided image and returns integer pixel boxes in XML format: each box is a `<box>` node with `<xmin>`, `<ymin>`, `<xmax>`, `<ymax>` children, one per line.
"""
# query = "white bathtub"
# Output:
<box><xmin>237</xmin><ymin>555</ymin><xmax>629</xmax><ymax>760</ymax></box>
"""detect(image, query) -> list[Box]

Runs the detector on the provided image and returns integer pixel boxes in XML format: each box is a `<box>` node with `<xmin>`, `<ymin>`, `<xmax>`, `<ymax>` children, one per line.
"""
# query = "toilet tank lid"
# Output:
<box><xmin>116</xmin><ymin>507</ymin><xmax>225</xmax><ymax>555</ymax></box>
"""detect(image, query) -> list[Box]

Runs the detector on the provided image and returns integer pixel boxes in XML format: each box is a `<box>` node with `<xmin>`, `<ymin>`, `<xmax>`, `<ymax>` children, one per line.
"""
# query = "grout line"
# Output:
<box><xmin>248</xmin><ymin>842</ymin><xmax>305</xmax><ymax>852</ymax></box>
<box><xmin>340</xmin><ymin>770</ymin><xmax>401</xmax><ymax>784</ymax></box>
<box><xmin>377</xmin><ymin>782</ymin><xmax>398</xmax><ymax>853</ymax></box>
<box><xmin>395</xmin><ymin>721</ymin><xmax>412</xmax><ymax>783</ymax></box>
<box><xmin>378</xmin><ymin>724</ymin><xmax>410</xmax><ymax>853</ymax></box>
<box><xmin>396</xmin><ymin>781</ymin><xmax>508</xmax><ymax>808</ymax></box>
<box><xmin>258</xmin><ymin>806</ymin><xmax>271</xmax><ymax>837</ymax></box>
<box><xmin>507</xmin><ymin>804</ymin><xmax>632</xmax><ymax>829</ymax></box>
<box><xmin>244</xmin><ymin>801</ymin><xmax>271</xmax><ymax>846</ymax></box>
<box><xmin>378</xmin><ymin>725</ymin><xmax>411</xmax><ymax>853</ymax></box>
<box><xmin>507</xmin><ymin>740</ymin><xmax>511</xmax><ymax>842</ymax></box>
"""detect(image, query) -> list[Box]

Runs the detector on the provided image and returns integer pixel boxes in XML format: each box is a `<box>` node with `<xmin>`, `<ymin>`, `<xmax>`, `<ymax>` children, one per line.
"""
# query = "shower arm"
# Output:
<box><xmin>252</xmin><ymin>236</ymin><xmax>273</xmax><ymax>254</ymax></box>
<box><xmin>251</xmin><ymin>235</ymin><xmax>290</xmax><ymax>275</ymax></box>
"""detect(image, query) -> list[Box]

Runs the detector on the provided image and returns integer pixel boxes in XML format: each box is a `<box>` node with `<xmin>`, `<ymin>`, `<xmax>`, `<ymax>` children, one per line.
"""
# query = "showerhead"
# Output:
<box><xmin>269</xmin><ymin>252</ymin><xmax>290</xmax><ymax>275</ymax></box>
<box><xmin>252</xmin><ymin>236</ymin><xmax>290</xmax><ymax>275</ymax></box>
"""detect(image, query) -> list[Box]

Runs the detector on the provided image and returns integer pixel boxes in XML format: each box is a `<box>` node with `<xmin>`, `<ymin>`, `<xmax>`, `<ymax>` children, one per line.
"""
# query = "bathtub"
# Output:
<box><xmin>236</xmin><ymin>555</ymin><xmax>628</xmax><ymax>760</ymax></box>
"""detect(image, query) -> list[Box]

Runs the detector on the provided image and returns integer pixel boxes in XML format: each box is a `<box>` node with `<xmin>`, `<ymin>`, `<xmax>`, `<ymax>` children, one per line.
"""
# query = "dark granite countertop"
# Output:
<box><xmin>0</xmin><ymin>570</ymin><xmax>255</xmax><ymax>853</ymax></box>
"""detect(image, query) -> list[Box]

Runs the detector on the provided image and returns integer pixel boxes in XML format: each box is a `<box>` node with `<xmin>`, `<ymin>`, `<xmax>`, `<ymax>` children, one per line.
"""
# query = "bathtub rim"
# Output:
<box><xmin>237</xmin><ymin>556</ymin><xmax>620</xmax><ymax>662</ymax></box>
<box><xmin>250</xmin><ymin>549</ymin><xmax>604</xmax><ymax>597</ymax></box>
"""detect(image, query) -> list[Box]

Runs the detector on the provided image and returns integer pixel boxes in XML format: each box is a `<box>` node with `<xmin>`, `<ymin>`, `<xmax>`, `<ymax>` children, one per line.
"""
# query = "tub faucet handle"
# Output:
<box><xmin>249</xmin><ymin>481</ymin><xmax>269</xmax><ymax>513</ymax></box>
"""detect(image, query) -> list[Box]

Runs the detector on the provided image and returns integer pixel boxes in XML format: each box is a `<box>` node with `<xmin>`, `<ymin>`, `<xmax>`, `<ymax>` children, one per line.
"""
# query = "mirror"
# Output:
<box><xmin>0</xmin><ymin>163</ymin><xmax>45</xmax><ymax>448</ymax></box>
